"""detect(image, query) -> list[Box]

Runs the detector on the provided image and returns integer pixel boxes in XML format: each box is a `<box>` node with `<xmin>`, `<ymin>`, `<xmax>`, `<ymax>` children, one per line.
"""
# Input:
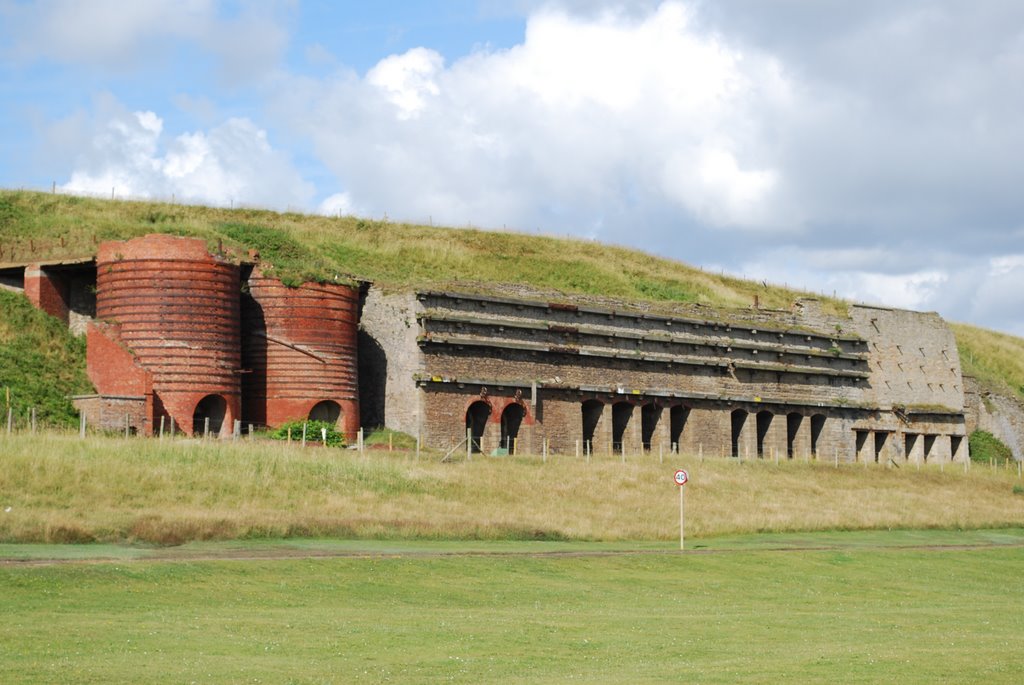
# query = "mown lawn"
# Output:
<box><xmin>2</xmin><ymin>538</ymin><xmax>1023</xmax><ymax>683</ymax></box>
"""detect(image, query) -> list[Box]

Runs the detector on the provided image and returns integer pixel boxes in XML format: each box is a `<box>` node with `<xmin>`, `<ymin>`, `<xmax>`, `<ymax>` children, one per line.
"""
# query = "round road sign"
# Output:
<box><xmin>673</xmin><ymin>469</ymin><xmax>689</xmax><ymax>486</ymax></box>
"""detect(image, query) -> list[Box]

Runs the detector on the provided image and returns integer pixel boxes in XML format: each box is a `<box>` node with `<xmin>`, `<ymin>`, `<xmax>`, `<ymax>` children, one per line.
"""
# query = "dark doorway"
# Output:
<box><xmin>855</xmin><ymin>430</ymin><xmax>870</xmax><ymax>460</ymax></box>
<box><xmin>641</xmin><ymin>404</ymin><xmax>660</xmax><ymax>451</ymax></box>
<box><xmin>905</xmin><ymin>433</ymin><xmax>919</xmax><ymax>461</ymax></box>
<box><xmin>193</xmin><ymin>394</ymin><xmax>227</xmax><ymax>436</ymax></box>
<box><xmin>581</xmin><ymin>400</ymin><xmax>603</xmax><ymax>455</ymax></box>
<box><xmin>786</xmin><ymin>413</ymin><xmax>802</xmax><ymax>459</ymax></box>
<box><xmin>466</xmin><ymin>401</ymin><xmax>491</xmax><ymax>453</ymax></box>
<box><xmin>731</xmin><ymin>409</ymin><xmax>747</xmax><ymax>458</ymax></box>
<box><xmin>612</xmin><ymin>402</ymin><xmax>633</xmax><ymax>452</ymax></box>
<box><xmin>950</xmin><ymin>435</ymin><xmax>963</xmax><ymax>461</ymax></box>
<box><xmin>309</xmin><ymin>400</ymin><xmax>342</xmax><ymax>424</ymax></box>
<box><xmin>923</xmin><ymin>434</ymin><xmax>936</xmax><ymax>462</ymax></box>
<box><xmin>500</xmin><ymin>403</ymin><xmax>525</xmax><ymax>451</ymax></box>
<box><xmin>756</xmin><ymin>411</ymin><xmax>773</xmax><ymax>458</ymax></box>
<box><xmin>670</xmin><ymin>406</ymin><xmax>689</xmax><ymax>453</ymax></box>
<box><xmin>810</xmin><ymin>414</ymin><xmax>826</xmax><ymax>458</ymax></box>
<box><xmin>874</xmin><ymin>431</ymin><xmax>889</xmax><ymax>463</ymax></box>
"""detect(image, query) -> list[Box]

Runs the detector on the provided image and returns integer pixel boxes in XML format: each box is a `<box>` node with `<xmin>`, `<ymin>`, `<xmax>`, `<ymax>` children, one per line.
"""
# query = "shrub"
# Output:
<box><xmin>269</xmin><ymin>419</ymin><xmax>345</xmax><ymax>447</ymax></box>
<box><xmin>968</xmin><ymin>430</ymin><xmax>1014</xmax><ymax>464</ymax></box>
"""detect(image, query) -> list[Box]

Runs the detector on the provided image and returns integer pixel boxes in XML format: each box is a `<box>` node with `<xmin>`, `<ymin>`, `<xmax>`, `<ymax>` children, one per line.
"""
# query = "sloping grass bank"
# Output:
<box><xmin>2</xmin><ymin>434</ymin><xmax>1023</xmax><ymax>544</ymax></box>
<box><xmin>0</xmin><ymin>290</ymin><xmax>93</xmax><ymax>426</ymax></box>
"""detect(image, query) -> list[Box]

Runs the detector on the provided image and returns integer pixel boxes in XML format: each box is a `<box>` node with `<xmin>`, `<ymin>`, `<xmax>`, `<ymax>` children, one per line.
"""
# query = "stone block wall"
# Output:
<box><xmin>357</xmin><ymin>288</ymin><xmax>971</xmax><ymax>463</ymax></box>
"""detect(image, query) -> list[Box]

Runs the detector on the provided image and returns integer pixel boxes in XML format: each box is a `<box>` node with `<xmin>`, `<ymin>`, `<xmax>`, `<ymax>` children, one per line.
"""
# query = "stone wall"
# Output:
<box><xmin>360</xmin><ymin>288</ymin><xmax>969</xmax><ymax>462</ymax></box>
<box><xmin>965</xmin><ymin>376</ymin><xmax>1024</xmax><ymax>460</ymax></box>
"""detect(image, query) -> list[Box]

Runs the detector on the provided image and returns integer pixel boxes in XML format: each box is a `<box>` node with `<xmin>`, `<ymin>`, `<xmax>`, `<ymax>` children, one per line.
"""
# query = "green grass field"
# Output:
<box><xmin>2</xmin><ymin>532</ymin><xmax>1023</xmax><ymax>683</ymax></box>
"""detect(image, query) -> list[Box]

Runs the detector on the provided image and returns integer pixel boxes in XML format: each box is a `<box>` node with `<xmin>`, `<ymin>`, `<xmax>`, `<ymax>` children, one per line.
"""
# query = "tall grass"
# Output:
<box><xmin>2</xmin><ymin>434</ymin><xmax>1023</xmax><ymax>545</ymax></box>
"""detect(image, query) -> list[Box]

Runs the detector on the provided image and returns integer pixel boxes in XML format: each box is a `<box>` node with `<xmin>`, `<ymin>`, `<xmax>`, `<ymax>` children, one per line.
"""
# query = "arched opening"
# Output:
<box><xmin>670</xmin><ymin>406</ymin><xmax>689</xmax><ymax>453</ymax></box>
<box><xmin>612</xmin><ymin>402</ymin><xmax>633</xmax><ymax>452</ymax></box>
<box><xmin>786</xmin><ymin>413</ymin><xmax>802</xmax><ymax>459</ymax></box>
<box><xmin>500</xmin><ymin>403</ymin><xmax>525</xmax><ymax>452</ymax></box>
<box><xmin>466</xmin><ymin>401</ymin><xmax>491</xmax><ymax>453</ymax></box>
<box><xmin>756</xmin><ymin>410</ymin><xmax>773</xmax><ymax>458</ymax></box>
<box><xmin>309</xmin><ymin>400</ymin><xmax>342</xmax><ymax>424</ymax></box>
<box><xmin>193</xmin><ymin>394</ymin><xmax>227</xmax><ymax>436</ymax></box>
<box><xmin>581</xmin><ymin>400</ymin><xmax>603</xmax><ymax>455</ymax></box>
<box><xmin>731</xmin><ymin>409</ymin><xmax>747</xmax><ymax>458</ymax></box>
<box><xmin>810</xmin><ymin>414</ymin><xmax>826</xmax><ymax>458</ymax></box>
<box><xmin>641</xmin><ymin>404</ymin><xmax>660</xmax><ymax>451</ymax></box>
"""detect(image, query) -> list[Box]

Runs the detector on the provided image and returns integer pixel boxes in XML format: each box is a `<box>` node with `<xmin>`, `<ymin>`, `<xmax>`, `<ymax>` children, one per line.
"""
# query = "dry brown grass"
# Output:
<box><xmin>2</xmin><ymin>433</ymin><xmax>1022</xmax><ymax>544</ymax></box>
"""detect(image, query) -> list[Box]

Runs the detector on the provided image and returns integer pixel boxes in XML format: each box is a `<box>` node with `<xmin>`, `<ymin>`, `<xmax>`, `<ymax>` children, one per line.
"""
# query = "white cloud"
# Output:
<box><xmin>57</xmin><ymin>99</ymin><xmax>313</xmax><ymax>209</ymax></box>
<box><xmin>272</xmin><ymin>1</ymin><xmax>792</xmax><ymax>233</ymax></box>
<box><xmin>3</xmin><ymin>0</ymin><xmax>287</xmax><ymax>82</ymax></box>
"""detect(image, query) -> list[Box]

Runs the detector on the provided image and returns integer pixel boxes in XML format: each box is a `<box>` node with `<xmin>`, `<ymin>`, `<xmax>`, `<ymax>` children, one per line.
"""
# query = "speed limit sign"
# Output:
<box><xmin>673</xmin><ymin>469</ymin><xmax>688</xmax><ymax>486</ymax></box>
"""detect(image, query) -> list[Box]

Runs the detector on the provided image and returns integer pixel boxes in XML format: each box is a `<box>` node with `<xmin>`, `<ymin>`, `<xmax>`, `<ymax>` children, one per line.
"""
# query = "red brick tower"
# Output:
<box><xmin>241</xmin><ymin>271</ymin><xmax>360</xmax><ymax>440</ymax></box>
<box><xmin>91</xmin><ymin>235</ymin><xmax>241</xmax><ymax>436</ymax></box>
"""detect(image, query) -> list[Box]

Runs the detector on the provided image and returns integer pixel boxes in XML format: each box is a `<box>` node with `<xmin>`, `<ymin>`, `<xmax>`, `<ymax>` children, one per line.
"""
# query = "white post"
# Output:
<box><xmin>79</xmin><ymin>411</ymin><xmax>86</xmax><ymax>439</ymax></box>
<box><xmin>575</xmin><ymin>439</ymin><xmax>579</xmax><ymax>459</ymax></box>
<box><xmin>233</xmin><ymin>419</ymin><xmax>241</xmax><ymax>441</ymax></box>
<box><xmin>301</xmin><ymin>422</ymin><xmax>307</xmax><ymax>448</ymax></box>
<box><xmin>358</xmin><ymin>427</ymin><xmax>364</xmax><ymax>456</ymax></box>
<box><xmin>543</xmin><ymin>438</ymin><xmax>547</xmax><ymax>463</ymax></box>
<box><xmin>159</xmin><ymin>415</ymin><xmax>165</xmax><ymax>439</ymax></box>
<box><xmin>679</xmin><ymin>486</ymin><xmax>685</xmax><ymax>551</ymax></box>
<box><xmin>124</xmin><ymin>413</ymin><xmax>129</xmax><ymax>439</ymax></box>
<box><xmin>466</xmin><ymin>427</ymin><xmax>472</xmax><ymax>462</ymax></box>
<box><xmin>203</xmin><ymin>416</ymin><xmax>210</xmax><ymax>440</ymax></box>
<box><xmin>621</xmin><ymin>442</ymin><xmax>625</xmax><ymax>464</ymax></box>
<box><xmin>321</xmin><ymin>427</ymin><xmax>328</xmax><ymax>447</ymax></box>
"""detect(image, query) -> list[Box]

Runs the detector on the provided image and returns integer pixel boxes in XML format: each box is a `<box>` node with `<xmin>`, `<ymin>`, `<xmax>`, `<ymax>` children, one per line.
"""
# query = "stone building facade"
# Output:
<box><xmin>360</xmin><ymin>289</ymin><xmax>969</xmax><ymax>463</ymax></box>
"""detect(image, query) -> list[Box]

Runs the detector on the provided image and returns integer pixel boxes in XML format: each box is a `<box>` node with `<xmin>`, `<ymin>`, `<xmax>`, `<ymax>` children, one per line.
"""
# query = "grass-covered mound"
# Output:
<box><xmin>0</xmin><ymin>289</ymin><xmax>92</xmax><ymax>426</ymax></box>
<box><xmin>4</xmin><ymin>189</ymin><xmax>1024</xmax><ymax>401</ymax></box>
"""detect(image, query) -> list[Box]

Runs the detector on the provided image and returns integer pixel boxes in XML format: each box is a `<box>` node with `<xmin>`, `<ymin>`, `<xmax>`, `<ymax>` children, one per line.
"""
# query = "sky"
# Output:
<box><xmin>1</xmin><ymin>1</ymin><xmax>1023</xmax><ymax>336</ymax></box>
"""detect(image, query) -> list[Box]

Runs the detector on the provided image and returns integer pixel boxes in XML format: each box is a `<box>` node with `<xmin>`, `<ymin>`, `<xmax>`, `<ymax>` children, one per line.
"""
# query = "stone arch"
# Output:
<box><xmin>731</xmin><ymin>409</ymin><xmax>748</xmax><ymax>458</ymax></box>
<box><xmin>466</xmin><ymin>400</ymin><xmax>492</xmax><ymax>454</ymax></box>
<box><xmin>756</xmin><ymin>410</ymin><xmax>773</xmax><ymax>458</ymax></box>
<box><xmin>786</xmin><ymin>413</ymin><xmax>802</xmax><ymax>459</ymax></box>
<box><xmin>810</xmin><ymin>414</ymin><xmax>826</xmax><ymax>458</ymax></box>
<box><xmin>641</xmin><ymin>403</ymin><xmax>660</xmax><ymax>451</ymax></box>
<box><xmin>612</xmin><ymin>402</ymin><xmax>634</xmax><ymax>452</ymax></box>
<box><xmin>309</xmin><ymin>400</ymin><xmax>342</xmax><ymax>425</ymax></box>
<box><xmin>193</xmin><ymin>394</ymin><xmax>227</xmax><ymax>436</ymax></box>
<box><xmin>500</xmin><ymin>402</ymin><xmax>526</xmax><ymax>451</ymax></box>
<box><xmin>670</xmin><ymin>405</ymin><xmax>689</xmax><ymax>453</ymax></box>
<box><xmin>581</xmin><ymin>400</ymin><xmax>603</xmax><ymax>454</ymax></box>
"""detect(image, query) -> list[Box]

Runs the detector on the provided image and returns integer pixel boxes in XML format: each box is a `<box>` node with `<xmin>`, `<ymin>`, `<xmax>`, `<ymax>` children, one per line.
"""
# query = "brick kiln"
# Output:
<box><xmin>89</xmin><ymin>235</ymin><xmax>242</xmax><ymax>436</ymax></box>
<box><xmin>241</xmin><ymin>271</ymin><xmax>360</xmax><ymax>439</ymax></box>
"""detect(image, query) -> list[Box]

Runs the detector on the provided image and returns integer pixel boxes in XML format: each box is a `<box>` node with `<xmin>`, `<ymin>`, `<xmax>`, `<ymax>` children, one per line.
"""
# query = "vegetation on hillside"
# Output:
<box><xmin>968</xmin><ymin>430</ymin><xmax>1014</xmax><ymax>464</ymax></box>
<box><xmin>0</xmin><ymin>189</ymin><xmax>845</xmax><ymax>313</ymax></box>
<box><xmin>954</xmin><ymin>322</ymin><xmax>1024</xmax><ymax>402</ymax></box>
<box><xmin>4</xmin><ymin>189</ymin><xmax>1024</xmax><ymax>399</ymax></box>
<box><xmin>0</xmin><ymin>290</ymin><xmax>93</xmax><ymax>426</ymax></box>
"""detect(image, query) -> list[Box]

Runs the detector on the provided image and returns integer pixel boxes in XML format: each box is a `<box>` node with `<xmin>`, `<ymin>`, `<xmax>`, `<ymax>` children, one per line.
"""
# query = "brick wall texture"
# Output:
<box><xmin>363</xmin><ymin>289</ymin><xmax>971</xmax><ymax>463</ymax></box>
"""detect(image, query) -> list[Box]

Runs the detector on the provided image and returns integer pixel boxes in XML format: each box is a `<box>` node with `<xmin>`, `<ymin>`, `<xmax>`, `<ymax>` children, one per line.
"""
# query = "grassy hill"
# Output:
<box><xmin>2</xmin><ymin>188</ymin><xmax>1024</xmax><ymax>403</ymax></box>
<box><xmin>0</xmin><ymin>289</ymin><xmax>92</xmax><ymax>426</ymax></box>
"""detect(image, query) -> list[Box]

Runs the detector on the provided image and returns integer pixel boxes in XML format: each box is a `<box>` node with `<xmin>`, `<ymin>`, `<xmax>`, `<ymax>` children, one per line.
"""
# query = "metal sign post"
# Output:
<box><xmin>673</xmin><ymin>469</ymin><xmax>689</xmax><ymax>550</ymax></box>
